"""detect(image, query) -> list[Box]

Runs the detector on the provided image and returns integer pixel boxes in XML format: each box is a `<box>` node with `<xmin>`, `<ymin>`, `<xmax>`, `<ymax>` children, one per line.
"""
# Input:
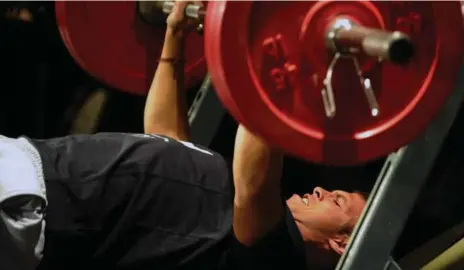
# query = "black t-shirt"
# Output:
<box><xmin>28</xmin><ymin>133</ymin><xmax>306</xmax><ymax>270</ymax></box>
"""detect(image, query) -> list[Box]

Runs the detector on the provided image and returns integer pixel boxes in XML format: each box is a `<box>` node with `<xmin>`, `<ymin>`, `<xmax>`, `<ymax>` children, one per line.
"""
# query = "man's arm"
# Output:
<box><xmin>232</xmin><ymin>125</ymin><xmax>285</xmax><ymax>245</ymax></box>
<box><xmin>144</xmin><ymin>3</ymin><xmax>190</xmax><ymax>141</ymax></box>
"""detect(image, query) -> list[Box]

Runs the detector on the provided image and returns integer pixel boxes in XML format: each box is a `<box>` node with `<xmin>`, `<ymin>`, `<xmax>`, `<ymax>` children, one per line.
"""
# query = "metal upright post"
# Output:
<box><xmin>385</xmin><ymin>257</ymin><xmax>403</xmax><ymax>270</ymax></box>
<box><xmin>188</xmin><ymin>74</ymin><xmax>228</xmax><ymax>147</ymax></box>
<box><xmin>336</xmin><ymin>64</ymin><xmax>464</xmax><ymax>270</ymax></box>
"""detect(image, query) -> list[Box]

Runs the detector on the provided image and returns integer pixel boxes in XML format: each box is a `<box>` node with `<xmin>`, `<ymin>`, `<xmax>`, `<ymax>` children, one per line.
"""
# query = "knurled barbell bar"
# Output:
<box><xmin>55</xmin><ymin>1</ymin><xmax>464</xmax><ymax>166</ymax></box>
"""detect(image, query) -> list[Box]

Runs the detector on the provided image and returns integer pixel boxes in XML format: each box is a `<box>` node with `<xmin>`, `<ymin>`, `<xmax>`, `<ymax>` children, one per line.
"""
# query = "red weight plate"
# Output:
<box><xmin>55</xmin><ymin>1</ymin><xmax>206</xmax><ymax>96</ymax></box>
<box><xmin>205</xmin><ymin>1</ymin><xmax>464</xmax><ymax>166</ymax></box>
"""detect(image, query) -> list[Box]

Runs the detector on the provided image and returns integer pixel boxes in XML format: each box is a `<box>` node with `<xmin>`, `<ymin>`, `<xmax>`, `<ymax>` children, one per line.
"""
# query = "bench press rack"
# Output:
<box><xmin>337</xmin><ymin>64</ymin><xmax>464</xmax><ymax>270</ymax></box>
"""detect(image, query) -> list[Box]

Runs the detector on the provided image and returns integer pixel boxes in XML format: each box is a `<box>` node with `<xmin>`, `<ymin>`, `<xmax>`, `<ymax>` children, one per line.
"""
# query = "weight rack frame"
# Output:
<box><xmin>188</xmin><ymin>74</ymin><xmax>227</xmax><ymax>147</ymax></box>
<box><xmin>336</xmin><ymin>64</ymin><xmax>464</xmax><ymax>270</ymax></box>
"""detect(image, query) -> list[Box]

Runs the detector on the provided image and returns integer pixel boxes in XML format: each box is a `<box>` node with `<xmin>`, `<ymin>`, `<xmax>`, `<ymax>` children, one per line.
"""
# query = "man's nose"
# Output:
<box><xmin>313</xmin><ymin>187</ymin><xmax>327</xmax><ymax>201</ymax></box>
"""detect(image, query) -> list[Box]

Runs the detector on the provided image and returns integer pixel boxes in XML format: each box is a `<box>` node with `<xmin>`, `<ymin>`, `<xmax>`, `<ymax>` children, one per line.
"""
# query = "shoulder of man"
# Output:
<box><xmin>26</xmin><ymin>132</ymin><xmax>224</xmax><ymax>164</ymax></box>
<box><xmin>25</xmin><ymin>132</ymin><xmax>230</xmax><ymax>189</ymax></box>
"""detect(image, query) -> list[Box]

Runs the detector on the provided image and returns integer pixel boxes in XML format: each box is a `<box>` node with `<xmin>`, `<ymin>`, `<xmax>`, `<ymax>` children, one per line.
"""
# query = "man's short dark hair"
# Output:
<box><xmin>310</xmin><ymin>190</ymin><xmax>370</xmax><ymax>270</ymax></box>
<box><xmin>354</xmin><ymin>190</ymin><xmax>370</xmax><ymax>201</ymax></box>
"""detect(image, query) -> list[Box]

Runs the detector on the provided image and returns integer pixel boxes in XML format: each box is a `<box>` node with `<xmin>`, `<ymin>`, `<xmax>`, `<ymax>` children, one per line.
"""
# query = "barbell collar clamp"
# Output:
<box><xmin>326</xmin><ymin>18</ymin><xmax>414</xmax><ymax>65</ymax></box>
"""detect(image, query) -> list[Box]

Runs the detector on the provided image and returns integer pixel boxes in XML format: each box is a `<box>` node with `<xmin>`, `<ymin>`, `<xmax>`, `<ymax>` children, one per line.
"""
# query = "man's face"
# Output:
<box><xmin>286</xmin><ymin>187</ymin><xmax>366</xmax><ymax>253</ymax></box>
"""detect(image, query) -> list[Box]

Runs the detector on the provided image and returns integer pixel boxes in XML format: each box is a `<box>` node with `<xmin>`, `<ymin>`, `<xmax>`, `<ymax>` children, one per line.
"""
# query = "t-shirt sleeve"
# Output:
<box><xmin>226</xmin><ymin>205</ymin><xmax>307</xmax><ymax>270</ymax></box>
<box><xmin>0</xmin><ymin>137</ymin><xmax>46</xmax><ymax>270</ymax></box>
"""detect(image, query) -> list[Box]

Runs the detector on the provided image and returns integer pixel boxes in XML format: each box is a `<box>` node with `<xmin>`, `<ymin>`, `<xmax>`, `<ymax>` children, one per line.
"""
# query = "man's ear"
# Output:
<box><xmin>328</xmin><ymin>234</ymin><xmax>349</xmax><ymax>255</ymax></box>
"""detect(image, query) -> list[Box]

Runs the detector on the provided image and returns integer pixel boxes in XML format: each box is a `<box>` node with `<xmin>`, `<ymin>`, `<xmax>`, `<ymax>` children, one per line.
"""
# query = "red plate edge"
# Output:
<box><xmin>55</xmin><ymin>1</ymin><xmax>207</xmax><ymax>96</ymax></box>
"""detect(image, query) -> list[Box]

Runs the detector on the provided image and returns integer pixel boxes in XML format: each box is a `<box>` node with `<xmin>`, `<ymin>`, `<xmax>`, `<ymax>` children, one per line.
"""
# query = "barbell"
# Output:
<box><xmin>55</xmin><ymin>1</ymin><xmax>464</xmax><ymax>166</ymax></box>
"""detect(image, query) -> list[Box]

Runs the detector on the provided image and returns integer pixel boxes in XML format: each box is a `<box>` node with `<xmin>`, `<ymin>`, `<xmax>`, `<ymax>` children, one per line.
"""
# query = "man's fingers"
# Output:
<box><xmin>192</xmin><ymin>1</ymin><xmax>204</xmax><ymax>8</ymax></box>
<box><xmin>166</xmin><ymin>1</ymin><xmax>201</xmax><ymax>32</ymax></box>
<box><xmin>172</xmin><ymin>1</ymin><xmax>188</xmax><ymax>18</ymax></box>
<box><xmin>173</xmin><ymin>1</ymin><xmax>202</xmax><ymax>17</ymax></box>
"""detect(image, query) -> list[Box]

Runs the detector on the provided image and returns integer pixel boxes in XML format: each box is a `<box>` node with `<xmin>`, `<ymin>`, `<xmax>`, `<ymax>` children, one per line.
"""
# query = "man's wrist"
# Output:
<box><xmin>160</xmin><ymin>28</ymin><xmax>185</xmax><ymax>59</ymax></box>
<box><xmin>165</xmin><ymin>27</ymin><xmax>185</xmax><ymax>42</ymax></box>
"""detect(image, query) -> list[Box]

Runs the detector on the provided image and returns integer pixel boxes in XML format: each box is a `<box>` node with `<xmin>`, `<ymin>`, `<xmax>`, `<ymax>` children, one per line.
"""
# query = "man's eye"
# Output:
<box><xmin>335</xmin><ymin>196</ymin><xmax>345</xmax><ymax>208</ymax></box>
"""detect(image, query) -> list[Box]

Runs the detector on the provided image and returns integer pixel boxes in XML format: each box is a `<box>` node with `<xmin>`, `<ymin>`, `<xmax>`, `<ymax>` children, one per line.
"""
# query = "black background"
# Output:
<box><xmin>2</xmin><ymin>1</ymin><xmax>464</xmax><ymax>264</ymax></box>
